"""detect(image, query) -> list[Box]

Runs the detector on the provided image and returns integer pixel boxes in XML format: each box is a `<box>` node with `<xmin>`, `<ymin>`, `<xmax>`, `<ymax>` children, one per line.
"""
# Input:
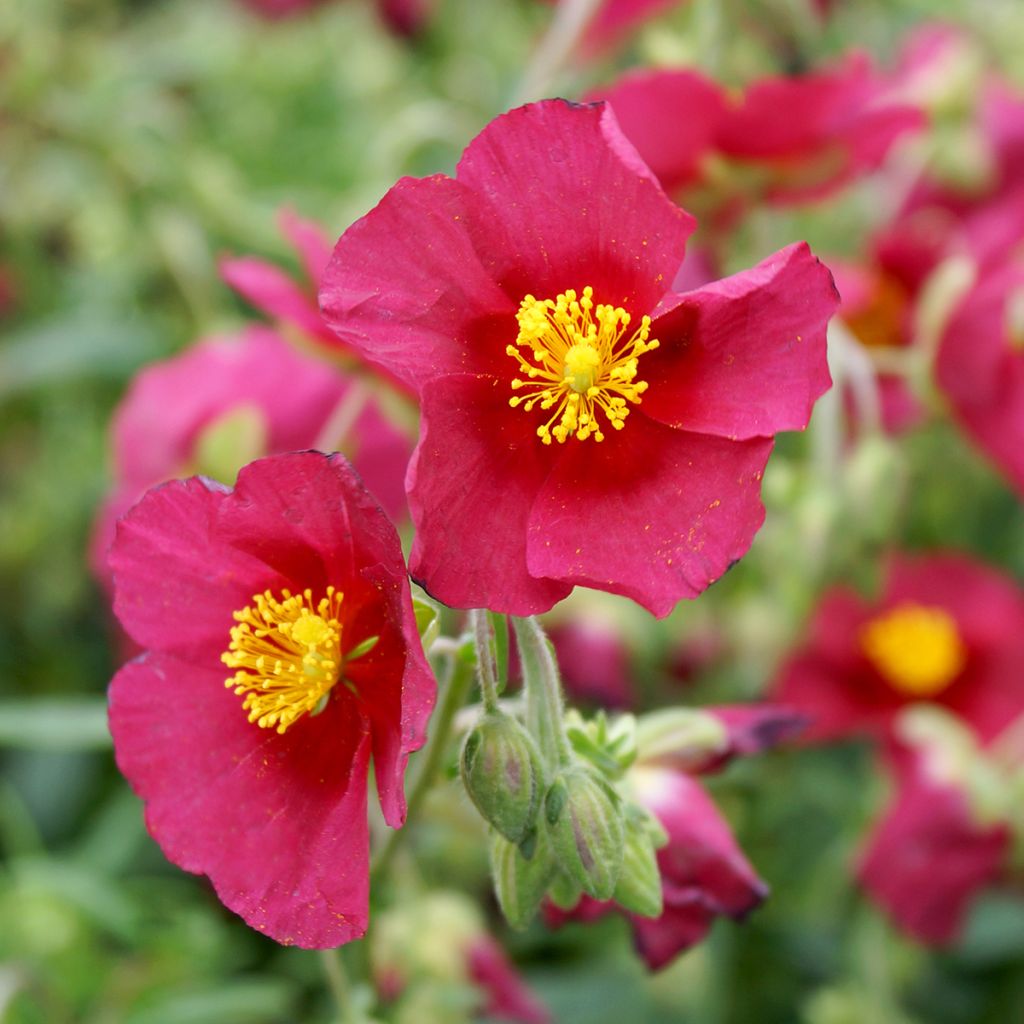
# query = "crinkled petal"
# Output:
<box><xmin>642</xmin><ymin>243</ymin><xmax>836</xmax><ymax>440</ymax></box>
<box><xmin>408</xmin><ymin>373</ymin><xmax>571</xmax><ymax>615</ymax></box>
<box><xmin>109</xmin><ymin>652</ymin><xmax>371</xmax><ymax>948</ymax></box>
<box><xmin>455</xmin><ymin>100</ymin><xmax>694</xmax><ymax>311</ymax></box>
<box><xmin>585</xmin><ymin>69</ymin><xmax>727</xmax><ymax>194</ymax></box>
<box><xmin>319</xmin><ymin>174</ymin><xmax>517</xmax><ymax>390</ymax></box>
<box><xmin>110</xmin><ymin>476</ymin><xmax>284</xmax><ymax>660</ymax></box>
<box><xmin>527</xmin><ymin>418</ymin><xmax>772</xmax><ymax>617</ymax></box>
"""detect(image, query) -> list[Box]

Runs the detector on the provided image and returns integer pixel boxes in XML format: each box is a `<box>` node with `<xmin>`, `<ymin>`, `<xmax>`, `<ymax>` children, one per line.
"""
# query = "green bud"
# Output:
<box><xmin>634</xmin><ymin>708</ymin><xmax>728</xmax><ymax>772</ymax></box>
<box><xmin>547</xmin><ymin>869</ymin><xmax>583</xmax><ymax>911</ymax></box>
<box><xmin>490</xmin><ymin>828</ymin><xmax>555</xmax><ymax>930</ymax></box>
<box><xmin>461</xmin><ymin>711</ymin><xmax>543</xmax><ymax>843</ymax></box>
<box><xmin>543</xmin><ymin>766</ymin><xmax>624</xmax><ymax>901</ymax></box>
<box><xmin>612</xmin><ymin>808</ymin><xmax>663</xmax><ymax>918</ymax></box>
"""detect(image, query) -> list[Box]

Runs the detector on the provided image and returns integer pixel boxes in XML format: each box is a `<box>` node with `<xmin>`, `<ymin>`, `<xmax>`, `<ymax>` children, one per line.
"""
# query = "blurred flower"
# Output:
<box><xmin>546</xmin><ymin>0</ymin><xmax>684</xmax><ymax>53</ymax></box>
<box><xmin>320</xmin><ymin>99</ymin><xmax>837</xmax><ymax>617</ymax></box>
<box><xmin>549</xmin><ymin>618</ymin><xmax>634</xmax><ymax>708</ymax></box>
<box><xmin>935</xmin><ymin>234</ymin><xmax>1024</xmax><ymax>498</ymax></box>
<box><xmin>107</xmin><ymin>452</ymin><xmax>435</xmax><ymax>946</ymax></box>
<box><xmin>772</xmin><ymin>553</ymin><xmax>1024</xmax><ymax>744</ymax></box>
<box><xmin>588</xmin><ymin>54</ymin><xmax>924</xmax><ymax>224</ymax></box>
<box><xmin>373</xmin><ymin>892</ymin><xmax>549</xmax><ymax>1023</ymax></box>
<box><xmin>859</xmin><ymin>726</ymin><xmax>1012</xmax><ymax>944</ymax></box>
<box><xmin>92</xmin><ymin>328</ymin><xmax>413</xmax><ymax>589</ymax></box>
<box><xmin>547</xmin><ymin>705</ymin><xmax>798</xmax><ymax>969</ymax></box>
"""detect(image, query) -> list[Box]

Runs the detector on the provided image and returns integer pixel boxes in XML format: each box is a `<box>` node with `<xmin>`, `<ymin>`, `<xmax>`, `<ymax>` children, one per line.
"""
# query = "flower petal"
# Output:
<box><xmin>319</xmin><ymin>174</ymin><xmax>517</xmax><ymax>390</ymax></box>
<box><xmin>585</xmin><ymin>69</ymin><xmax>728</xmax><ymax>194</ymax></box>
<box><xmin>220</xmin><ymin>256</ymin><xmax>329</xmax><ymax>341</ymax></box>
<box><xmin>110</xmin><ymin>652</ymin><xmax>372</xmax><ymax>948</ymax></box>
<box><xmin>858</xmin><ymin>753</ymin><xmax>1009</xmax><ymax>944</ymax></box>
<box><xmin>110</xmin><ymin>476</ymin><xmax>283</xmax><ymax>660</ymax></box>
<box><xmin>526</xmin><ymin>418</ymin><xmax>771</xmax><ymax>617</ymax></box>
<box><xmin>455</xmin><ymin>100</ymin><xmax>694</xmax><ymax>311</ymax></box>
<box><xmin>408</xmin><ymin>374</ymin><xmax>572</xmax><ymax>615</ymax></box>
<box><xmin>642</xmin><ymin>243</ymin><xmax>836</xmax><ymax>440</ymax></box>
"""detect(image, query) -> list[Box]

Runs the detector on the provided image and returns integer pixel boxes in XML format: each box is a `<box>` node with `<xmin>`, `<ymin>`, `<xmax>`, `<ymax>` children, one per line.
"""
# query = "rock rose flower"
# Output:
<box><xmin>108</xmin><ymin>452</ymin><xmax>435</xmax><ymax>946</ymax></box>
<box><xmin>772</xmin><ymin>552</ymin><xmax>1024</xmax><ymax>744</ymax></box>
<box><xmin>320</xmin><ymin>99</ymin><xmax>837</xmax><ymax>617</ymax></box>
<box><xmin>92</xmin><ymin>327</ymin><xmax>413</xmax><ymax>589</ymax></box>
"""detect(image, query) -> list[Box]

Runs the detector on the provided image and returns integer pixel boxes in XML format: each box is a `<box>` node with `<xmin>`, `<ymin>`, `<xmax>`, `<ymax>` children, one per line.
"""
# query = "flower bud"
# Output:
<box><xmin>543</xmin><ymin>766</ymin><xmax>624</xmax><ymax>901</ymax></box>
<box><xmin>490</xmin><ymin>828</ymin><xmax>555</xmax><ymax>931</ymax></box>
<box><xmin>461</xmin><ymin>711</ymin><xmax>543</xmax><ymax>843</ymax></box>
<box><xmin>634</xmin><ymin>708</ymin><xmax>728</xmax><ymax>772</ymax></box>
<box><xmin>612</xmin><ymin>808</ymin><xmax>664</xmax><ymax>919</ymax></box>
<box><xmin>547</xmin><ymin>868</ymin><xmax>583</xmax><ymax>911</ymax></box>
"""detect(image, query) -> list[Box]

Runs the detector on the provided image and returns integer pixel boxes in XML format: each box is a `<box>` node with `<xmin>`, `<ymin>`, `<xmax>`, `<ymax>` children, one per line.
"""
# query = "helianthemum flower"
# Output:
<box><xmin>108</xmin><ymin>452</ymin><xmax>435</xmax><ymax>946</ymax></box>
<box><xmin>91</xmin><ymin>327</ymin><xmax>413</xmax><ymax>590</ymax></box>
<box><xmin>772</xmin><ymin>552</ymin><xmax>1024</xmax><ymax>744</ymax></box>
<box><xmin>320</xmin><ymin>100</ymin><xmax>838</xmax><ymax>617</ymax></box>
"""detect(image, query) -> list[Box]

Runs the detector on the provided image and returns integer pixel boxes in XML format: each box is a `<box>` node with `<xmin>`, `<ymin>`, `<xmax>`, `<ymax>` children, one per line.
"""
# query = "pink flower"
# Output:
<box><xmin>587</xmin><ymin>55</ymin><xmax>923</xmax><ymax>213</ymax></box>
<box><xmin>772</xmin><ymin>553</ymin><xmax>1024</xmax><ymax>744</ymax></box>
<box><xmin>320</xmin><ymin>100</ymin><xmax>837</xmax><ymax>617</ymax></box>
<box><xmin>92</xmin><ymin>328</ymin><xmax>413</xmax><ymax>588</ymax></box>
<box><xmin>467</xmin><ymin>937</ymin><xmax>550</xmax><ymax>1024</ymax></box>
<box><xmin>859</xmin><ymin>742</ymin><xmax>1010</xmax><ymax>944</ymax></box>
<box><xmin>549</xmin><ymin>619</ymin><xmax>634</xmax><ymax>708</ymax></box>
<box><xmin>935</xmin><ymin>232</ymin><xmax>1024</xmax><ymax>497</ymax></box>
<box><xmin>108</xmin><ymin>452</ymin><xmax>435</xmax><ymax>946</ymax></box>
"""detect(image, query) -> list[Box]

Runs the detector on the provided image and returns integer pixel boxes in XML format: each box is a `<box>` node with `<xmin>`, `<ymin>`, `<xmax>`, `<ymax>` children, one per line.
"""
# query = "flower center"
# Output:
<box><xmin>222</xmin><ymin>587</ymin><xmax>345</xmax><ymax>734</ymax></box>
<box><xmin>506</xmin><ymin>286</ymin><xmax>659</xmax><ymax>445</ymax></box>
<box><xmin>859</xmin><ymin>602</ymin><xmax>967</xmax><ymax>698</ymax></box>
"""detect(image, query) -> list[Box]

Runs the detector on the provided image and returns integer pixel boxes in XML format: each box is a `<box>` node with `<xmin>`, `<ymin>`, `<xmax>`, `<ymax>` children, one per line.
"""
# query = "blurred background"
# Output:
<box><xmin>3</xmin><ymin>0</ymin><xmax>1024</xmax><ymax>1021</ymax></box>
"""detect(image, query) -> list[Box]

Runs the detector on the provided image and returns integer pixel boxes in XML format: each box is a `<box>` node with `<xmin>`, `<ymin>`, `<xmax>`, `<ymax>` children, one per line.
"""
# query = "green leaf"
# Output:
<box><xmin>0</xmin><ymin>699</ymin><xmax>110</xmax><ymax>751</ymax></box>
<box><xmin>124</xmin><ymin>980</ymin><xmax>294</xmax><ymax>1024</ymax></box>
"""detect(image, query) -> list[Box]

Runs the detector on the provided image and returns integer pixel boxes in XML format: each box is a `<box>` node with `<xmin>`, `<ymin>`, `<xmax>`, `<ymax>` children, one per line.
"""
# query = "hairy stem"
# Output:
<box><xmin>512</xmin><ymin>616</ymin><xmax>572</xmax><ymax>770</ymax></box>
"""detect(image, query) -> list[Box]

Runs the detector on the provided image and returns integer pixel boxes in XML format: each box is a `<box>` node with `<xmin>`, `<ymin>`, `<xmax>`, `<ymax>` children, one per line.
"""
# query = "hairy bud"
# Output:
<box><xmin>461</xmin><ymin>711</ymin><xmax>543</xmax><ymax>842</ymax></box>
<box><xmin>543</xmin><ymin>766</ymin><xmax>625</xmax><ymax>901</ymax></box>
<box><xmin>490</xmin><ymin>828</ymin><xmax>555</xmax><ymax>931</ymax></box>
<box><xmin>612</xmin><ymin>808</ymin><xmax>664</xmax><ymax>918</ymax></box>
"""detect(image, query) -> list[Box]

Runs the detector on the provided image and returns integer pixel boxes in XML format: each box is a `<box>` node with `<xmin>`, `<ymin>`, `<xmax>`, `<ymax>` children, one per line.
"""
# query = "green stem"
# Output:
<box><xmin>319</xmin><ymin>948</ymin><xmax>355</xmax><ymax>1024</ymax></box>
<box><xmin>512</xmin><ymin>616</ymin><xmax>571</xmax><ymax>770</ymax></box>
<box><xmin>511</xmin><ymin>0</ymin><xmax>602</xmax><ymax>105</ymax></box>
<box><xmin>470</xmin><ymin>609</ymin><xmax>501</xmax><ymax>712</ymax></box>
<box><xmin>370</xmin><ymin>650</ymin><xmax>475</xmax><ymax>882</ymax></box>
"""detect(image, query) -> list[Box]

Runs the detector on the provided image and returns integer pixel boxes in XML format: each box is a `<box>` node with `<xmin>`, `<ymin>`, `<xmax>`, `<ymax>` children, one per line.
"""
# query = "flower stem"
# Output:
<box><xmin>370</xmin><ymin>647</ymin><xmax>475</xmax><ymax>882</ymax></box>
<box><xmin>512</xmin><ymin>616</ymin><xmax>572</xmax><ymax>770</ymax></box>
<box><xmin>319</xmin><ymin>948</ymin><xmax>356</xmax><ymax>1024</ymax></box>
<box><xmin>470</xmin><ymin>609</ymin><xmax>501</xmax><ymax>713</ymax></box>
<box><xmin>511</xmin><ymin>0</ymin><xmax>602</xmax><ymax>105</ymax></box>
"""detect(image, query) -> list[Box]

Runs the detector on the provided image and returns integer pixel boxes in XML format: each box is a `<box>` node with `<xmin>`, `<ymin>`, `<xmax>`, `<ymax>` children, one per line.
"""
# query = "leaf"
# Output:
<box><xmin>124</xmin><ymin>980</ymin><xmax>294</xmax><ymax>1024</ymax></box>
<box><xmin>0</xmin><ymin>699</ymin><xmax>111</xmax><ymax>751</ymax></box>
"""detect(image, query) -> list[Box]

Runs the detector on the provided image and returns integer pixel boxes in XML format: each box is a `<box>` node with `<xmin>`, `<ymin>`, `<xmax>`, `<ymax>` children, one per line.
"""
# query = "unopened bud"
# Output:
<box><xmin>634</xmin><ymin>708</ymin><xmax>728</xmax><ymax>772</ymax></box>
<box><xmin>490</xmin><ymin>828</ymin><xmax>555</xmax><ymax>930</ymax></box>
<box><xmin>461</xmin><ymin>711</ymin><xmax>543</xmax><ymax>843</ymax></box>
<box><xmin>543</xmin><ymin>767</ymin><xmax>624</xmax><ymax>901</ymax></box>
<box><xmin>612</xmin><ymin>808</ymin><xmax>664</xmax><ymax>918</ymax></box>
<box><xmin>547</xmin><ymin>868</ymin><xmax>583</xmax><ymax>911</ymax></box>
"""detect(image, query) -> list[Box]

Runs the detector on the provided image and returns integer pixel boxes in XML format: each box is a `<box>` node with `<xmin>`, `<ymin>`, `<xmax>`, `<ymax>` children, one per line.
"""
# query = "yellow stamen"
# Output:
<box><xmin>222</xmin><ymin>587</ymin><xmax>346</xmax><ymax>734</ymax></box>
<box><xmin>859</xmin><ymin>602</ymin><xmax>967</xmax><ymax>698</ymax></box>
<box><xmin>506</xmin><ymin>286</ymin><xmax>659</xmax><ymax>445</ymax></box>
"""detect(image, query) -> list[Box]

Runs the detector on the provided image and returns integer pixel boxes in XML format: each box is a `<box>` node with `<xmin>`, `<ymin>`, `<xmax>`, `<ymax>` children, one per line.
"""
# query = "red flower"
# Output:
<box><xmin>107</xmin><ymin>452</ymin><xmax>435</xmax><ymax>946</ymax></box>
<box><xmin>319</xmin><ymin>100</ymin><xmax>837</xmax><ymax>617</ymax></box>
<box><xmin>858</xmin><ymin>742</ymin><xmax>1010</xmax><ymax>944</ymax></box>
<box><xmin>935</xmin><ymin>240</ymin><xmax>1024</xmax><ymax>498</ymax></box>
<box><xmin>587</xmin><ymin>55</ymin><xmax>923</xmax><ymax>213</ymax></box>
<box><xmin>467</xmin><ymin>937</ymin><xmax>551</xmax><ymax>1024</ymax></box>
<box><xmin>546</xmin><ymin>706</ymin><xmax>794</xmax><ymax>970</ymax></box>
<box><xmin>92</xmin><ymin>328</ymin><xmax>413</xmax><ymax>588</ymax></box>
<box><xmin>772</xmin><ymin>553</ymin><xmax>1024</xmax><ymax>744</ymax></box>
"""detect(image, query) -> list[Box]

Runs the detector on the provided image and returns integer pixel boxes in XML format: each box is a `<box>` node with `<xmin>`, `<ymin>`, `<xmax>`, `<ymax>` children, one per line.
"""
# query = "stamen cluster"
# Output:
<box><xmin>507</xmin><ymin>286</ymin><xmax>659</xmax><ymax>444</ymax></box>
<box><xmin>222</xmin><ymin>586</ymin><xmax>345</xmax><ymax>733</ymax></box>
